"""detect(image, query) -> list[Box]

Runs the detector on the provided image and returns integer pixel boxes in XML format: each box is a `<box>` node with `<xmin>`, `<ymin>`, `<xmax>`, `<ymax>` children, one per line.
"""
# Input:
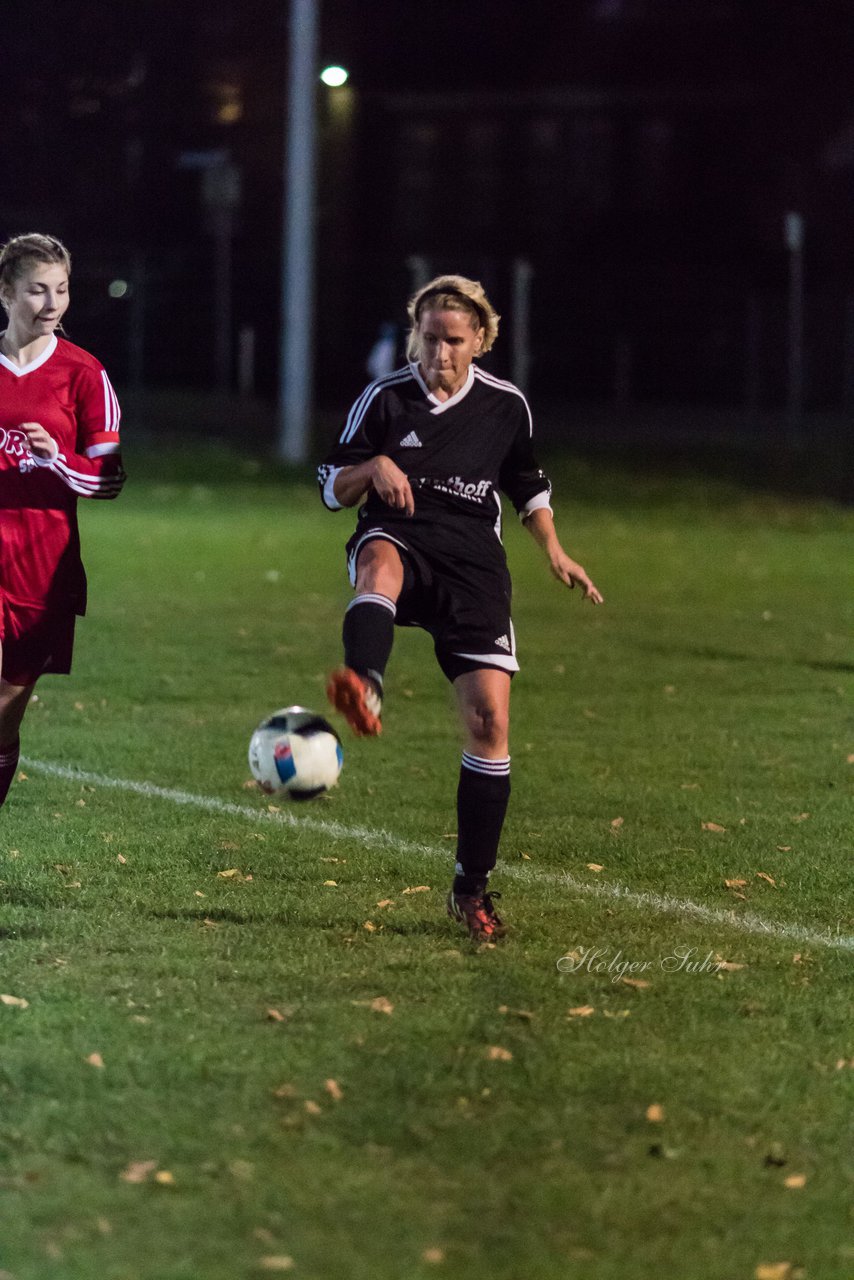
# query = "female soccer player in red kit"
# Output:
<box><xmin>0</xmin><ymin>234</ymin><xmax>125</xmax><ymax>808</ymax></box>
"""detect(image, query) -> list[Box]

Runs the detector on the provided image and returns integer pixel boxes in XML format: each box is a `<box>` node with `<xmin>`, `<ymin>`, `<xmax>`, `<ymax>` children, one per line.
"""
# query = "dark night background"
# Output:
<box><xmin>3</xmin><ymin>0</ymin><xmax>854</xmax><ymax>469</ymax></box>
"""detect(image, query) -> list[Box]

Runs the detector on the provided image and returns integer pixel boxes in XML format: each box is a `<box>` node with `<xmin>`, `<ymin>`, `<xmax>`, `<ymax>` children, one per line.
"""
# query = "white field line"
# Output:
<box><xmin>22</xmin><ymin>757</ymin><xmax>854</xmax><ymax>954</ymax></box>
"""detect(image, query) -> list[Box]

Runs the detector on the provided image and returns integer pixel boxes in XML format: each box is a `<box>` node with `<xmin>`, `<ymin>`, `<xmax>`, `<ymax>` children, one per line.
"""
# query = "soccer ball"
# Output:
<box><xmin>248</xmin><ymin>707</ymin><xmax>343</xmax><ymax>801</ymax></box>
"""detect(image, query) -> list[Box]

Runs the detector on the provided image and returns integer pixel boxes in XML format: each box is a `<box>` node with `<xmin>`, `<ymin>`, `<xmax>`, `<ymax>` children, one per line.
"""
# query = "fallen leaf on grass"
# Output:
<box><xmin>485</xmin><ymin>1045</ymin><xmax>513</xmax><ymax>1061</ymax></box>
<box><xmin>154</xmin><ymin>1170</ymin><xmax>175</xmax><ymax>1186</ymax></box>
<box><xmin>370</xmin><ymin>996</ymin><xmax>393</xmax><ymax>1015</ymax></box>
<box><xmin>790</xmin><ymin>813</ymin><xmax>810</xmax><ymax>822</ymax></box>
<box><xmin>324</xmin><ymin>1079</ymin><xmax>343</xmax><ymax>1101</ymax></box>
<box><xmin>375</xmin><ymin>899</ymin><xmax>394</xmax><ymax>909</ymax></box>
<box><xmin>567</xmin><ymin>1006</ymin><xmax>596</xmax><ymax>1018</ymax></box>
<box><xmin>847</xmin><ymin>753</ymin><xmax>854</xmax><ymax>764</ymax></box>
<box><xmin>0</xmin><ymin>994</ymin><xmax>29</xmax><ymax>1009</ymax></box>
<box><xmin>619</xmin><ymin>977</ymin><xmax>650</xmax><ymax>990</ymax></box>
<box><xmin>422</xmin><ymin>1247</ymin><xmax>445</xmax><ymax>1264</ymax></box>
<box><xmin>702</xmin><ymin>822</ymin><xmax>726</xmax><ymax>833</ymax></box>
<box><xmin>776</xmin><ymin>846</ymin><xmax>792</xmax><ymax>852</ymax></box>
<box><xmin>755</xmin><ymin>1265</ymin><xmax>799</xmax><ymax>1280</ymax></box>
<box><xmin>714</xmin><ymin>956</ymin><xmax>747</xmax><ymax>972</ymax></box>
<box><xmin>362</xmin><ymin>921</ymin><xmax>377</xmax><ymax>932</ymax></box>
<box><xmin>756</xmin><ymin>872</ymin><xmax>777</xmax><ymax>886</ymax></box>
<box><xmin>303</xmin><ymin>1100</ymin><xmax>322</xmax><ymax>1116</ymax></box>
<box><xmin>610</xmin><ymin>817</ymin><xmax>624</xmax><ymax>829</ymax></box>
<box><xmin>603</xmin><ymin>1009</ymin><xmax>631</xmax><ymax>1018</ymax></box>
<box><xmin>680</xmin><ymin>782</ymin><xmax>700</xmax><ymax>790</ymax></box>
<box><xmin>320</xmin><ymin>857</ymin><xmax>345</xmax><ymax>864</ymax></box>
<box><xmin>117</xmin><ymin>854</ymin><xmax>127</xmax><ymax>865</ymax></box>
<box><xmin>202</xmin><ymin>918</ymin><xmax>218</xmax><ymax>929</ymax></box>
<box><xmin>784</xmin><ymin>1174</ymin><xmax>807</xmax><ymax>1188</ymax></box>
<box><xmin>586</xmin><ymin>863</ymin><xmax>604</xmax><ymax>873</ymax></box>
<box><xmin>322</xmin><ymin>880</ymin><xmax>338</xmax><ymax>887</ymax></box>
<box><xmin>265</xmin><ymin>1008</ymin><xmax>287</xmax><ymax>1023</ymax></box>
<box><xmin>402</xmin><ymin>885</ymin><xmax>430</xmax><ymax>894</ymax></box>
<box><xmin>217</xmin><ymin>868</ymin><xmax>250</xmax><ymax>881</ymax></box>
<box><xmin>119</xmin><ymin>1160</ymin><xmax>157</xmax><ymax>1184</ymax></box>
<box><xmin>17</xmin><ymin>771</ymin><xmax>28</xmax><ymax>781</ymax></box>
<box><xmin>834</xmin><ymin>1058</ymin><xmax>854</xmax><ymax>1070</ymax></box>
<box><xmin>724</xmin><ymin>878</ymin><xmax>748</xmax><ymax>888</ymax></box>
<box><xmin>273</xmin><ymin>1083</ymin><xmax>298</xmax><ymax>1099</ymax></box>
<box><xmin>257</xmin><ymin>1258</ymin><xmax>295</xmax><ymax>1272</ymax></box>
<box><xmin>242</xmin><ymin>779</ymin><xmax>259</xmax><ymax>789</ymax></box>
<box><xmin>646</xmin><ymin>1104</ymin><xmax>665</xmax><ymax>1122</ymax></box>
<box><xmin>85</xmin><ymin>1053</ymin><xmax>105</xmax><ymax>1069</ymax></box>
<box><xmin>497</xmin><ymin>1005</ymin><xmax>534</xmax><ymax>1021</ymax></box>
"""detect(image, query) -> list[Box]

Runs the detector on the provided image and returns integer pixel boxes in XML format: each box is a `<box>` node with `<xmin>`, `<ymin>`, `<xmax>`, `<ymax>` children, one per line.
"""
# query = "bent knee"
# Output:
<box><xmin>464</xmin><ymin>702</ymin><xmax>509</xmax><ymax>752</ymax></box>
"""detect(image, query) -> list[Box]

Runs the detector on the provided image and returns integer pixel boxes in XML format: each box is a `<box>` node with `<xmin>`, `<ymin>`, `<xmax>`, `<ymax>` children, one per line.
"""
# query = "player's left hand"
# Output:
<box><xmin>18</xmin><ymin>422</ymin><xmax>59</xmax><ymax>461</ymax></box>
<box><xmin>549</xmin><ymin>551</ymin><xmax>604</xmax><ymax>604</ymax></box>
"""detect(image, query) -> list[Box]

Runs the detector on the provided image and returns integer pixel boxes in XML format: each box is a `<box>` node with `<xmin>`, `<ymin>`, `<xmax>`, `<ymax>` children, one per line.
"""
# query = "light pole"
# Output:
<box><xmin>277</xmin><ymin>0</ymin><xmax>320</xmax><ymax>463</ymax></box>
<box><xmin>784</xmin><ymin>211</ymin><xmax>805</xmax><ymax>445</ymax></box>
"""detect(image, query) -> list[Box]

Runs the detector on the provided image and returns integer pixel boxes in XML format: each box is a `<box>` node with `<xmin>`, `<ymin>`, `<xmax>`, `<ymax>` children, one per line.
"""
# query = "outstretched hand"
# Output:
<box><xmin>548</xmin><ymin>550</ymin><xmax>604</xmax><ymax>604</ymax></box>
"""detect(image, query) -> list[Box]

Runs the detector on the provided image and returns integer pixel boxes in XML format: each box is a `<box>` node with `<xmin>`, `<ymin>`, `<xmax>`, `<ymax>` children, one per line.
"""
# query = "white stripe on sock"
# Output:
<box><xmin>346</xmin><ymin>593</ymin><xmax>397</xmax><ymax>617</ymax></box>
<box><xmin>462</xmin><ymin>752</ymin><xmax>511</xmax><ymax>777</ymax></box>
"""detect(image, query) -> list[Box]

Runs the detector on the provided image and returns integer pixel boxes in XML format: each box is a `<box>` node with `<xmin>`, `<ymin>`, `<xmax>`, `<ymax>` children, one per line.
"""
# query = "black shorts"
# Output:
<box><xmin>345</xmin><ymin>511</ymin><xmax>518</xmax><ymax>683</ymax></box>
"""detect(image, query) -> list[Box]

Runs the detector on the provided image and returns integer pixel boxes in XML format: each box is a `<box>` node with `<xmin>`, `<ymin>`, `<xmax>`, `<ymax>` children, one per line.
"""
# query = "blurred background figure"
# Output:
<box><xmin>366</xmin><ymin>321</ymin><xmax>402</xmax><ymax>381</ymax></box>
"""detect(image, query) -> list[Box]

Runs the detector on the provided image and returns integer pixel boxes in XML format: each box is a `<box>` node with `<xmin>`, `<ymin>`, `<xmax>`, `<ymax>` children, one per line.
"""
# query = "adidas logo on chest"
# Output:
<box><xmin>399</xmin><ymin>430</ymin><xmax>422</xmax><ymax>448</ymax></box>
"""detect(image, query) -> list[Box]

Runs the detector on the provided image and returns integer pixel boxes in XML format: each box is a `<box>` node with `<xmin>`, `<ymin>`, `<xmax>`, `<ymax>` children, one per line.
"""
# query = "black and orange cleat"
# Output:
<box><xmin>446</xmin><ymin>890</ymin><xmax>506</xmax><ymax>942</ymax></box>
<box><xmin>326</xmin><ymin>666</ymin><xmax>383</xmax><ymax>737</ymax></box>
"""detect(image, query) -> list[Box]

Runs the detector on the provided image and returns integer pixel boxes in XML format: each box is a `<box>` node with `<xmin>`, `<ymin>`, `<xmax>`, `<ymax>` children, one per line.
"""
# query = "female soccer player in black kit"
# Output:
<box><xmin>319</xmin><ymin>275</ymin><xmax>602</xmax><ymax>941</ymax></box>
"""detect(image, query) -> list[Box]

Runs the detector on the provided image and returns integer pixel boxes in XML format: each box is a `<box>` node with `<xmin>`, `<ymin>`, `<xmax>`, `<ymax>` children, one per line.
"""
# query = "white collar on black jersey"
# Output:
<box><xmin>0</xmin><ymin>333</ymin><xmax>58</xmax><ymax>377</ymax></box>
<box><xmin>410</xmin><ymin>361</ymin><xmax>475</xmax><ymax>414</ymax></box>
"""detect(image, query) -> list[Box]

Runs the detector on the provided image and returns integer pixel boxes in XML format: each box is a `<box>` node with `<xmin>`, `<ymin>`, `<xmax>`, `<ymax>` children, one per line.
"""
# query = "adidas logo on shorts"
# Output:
<box><xmin>495</xmin><ymin>634</ymin><xmax>511</xmax><ymax>652</ymax></box>
<box><xmin>400</xmin><ymin>431</ymin><xmax>422</xmax><ymax>448</ymax></box>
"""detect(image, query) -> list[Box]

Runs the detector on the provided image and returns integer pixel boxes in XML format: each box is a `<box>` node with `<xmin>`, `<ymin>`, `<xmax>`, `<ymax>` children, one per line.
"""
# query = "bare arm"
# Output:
<box><xmin>333</xmin><ymin>454</ymin><xmax>415</xmax><ymax>516</ymax></box>
<box><xmin>523</xmin><ymin>507</ymin><xmax>603</xmax><ymax>604</ymax></box>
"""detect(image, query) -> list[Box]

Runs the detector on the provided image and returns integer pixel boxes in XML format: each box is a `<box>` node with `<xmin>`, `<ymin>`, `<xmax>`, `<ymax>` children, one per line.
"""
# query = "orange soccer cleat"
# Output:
<box><xmin>446</xmin><ymin>890</ymin><xmax>506</xmax><ymax>942</ymax></box>
<box><xmin>326</xmin><ymin>666</ymin><xmax>383</xmax><ymax>737</ymax></box>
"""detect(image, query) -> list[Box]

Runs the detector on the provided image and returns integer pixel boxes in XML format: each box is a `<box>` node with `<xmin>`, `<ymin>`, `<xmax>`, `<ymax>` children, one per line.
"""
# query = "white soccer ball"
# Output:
<box><xmin>248</xmin><ymin>706</ymin><xmax>343</xmax><ymax>801</ymax></box>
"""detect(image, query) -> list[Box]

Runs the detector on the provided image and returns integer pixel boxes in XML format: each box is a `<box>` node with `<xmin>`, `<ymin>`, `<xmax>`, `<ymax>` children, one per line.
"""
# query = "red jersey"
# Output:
<box><xmin>0</xmin><ymin>334</ymin><xmax>125</xmax><ymax>615</ymax></box>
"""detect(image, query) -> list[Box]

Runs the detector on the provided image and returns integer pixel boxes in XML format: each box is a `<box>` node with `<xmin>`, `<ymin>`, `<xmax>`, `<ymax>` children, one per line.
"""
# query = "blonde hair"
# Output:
<box><xmin>0</xmin><ymin>233</ymin><xmax>71</xmax><ymax>312</ymax></box>
<box><xmin>406</xmin><ymin>274</ymin><xmax>500</xmax><ymax>362</ymax></box>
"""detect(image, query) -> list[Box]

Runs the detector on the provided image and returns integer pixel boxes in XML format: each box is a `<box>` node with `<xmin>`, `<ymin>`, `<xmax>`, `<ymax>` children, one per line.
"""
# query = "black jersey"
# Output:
<box><xmin>318</xmin><ymin>362</ymin><xmax>552</xmax><ymax>528</ymax></box>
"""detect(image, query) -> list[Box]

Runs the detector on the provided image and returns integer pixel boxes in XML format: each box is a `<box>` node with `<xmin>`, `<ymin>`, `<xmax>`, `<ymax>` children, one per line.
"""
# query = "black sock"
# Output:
<box><xmin>0</xmin><ymin>737</ymin><xmax>21</xmax><ymax>808</ymax></box>
<box><xmin>343</xmin><ymin>594</ymin><xmax>396</xmax><ymax>692</ymax></box>
<box><xmin>452</xmin><ymin>752</ymin><xmax>511</xmax><ymax>897</ymax></box>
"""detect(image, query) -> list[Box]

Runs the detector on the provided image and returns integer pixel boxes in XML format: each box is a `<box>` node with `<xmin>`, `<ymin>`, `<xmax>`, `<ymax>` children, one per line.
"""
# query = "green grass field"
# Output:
<box><xmin>1</xmin><ymin>443</ymin><xmax>852</xmax><ymax>1280</ymax></box>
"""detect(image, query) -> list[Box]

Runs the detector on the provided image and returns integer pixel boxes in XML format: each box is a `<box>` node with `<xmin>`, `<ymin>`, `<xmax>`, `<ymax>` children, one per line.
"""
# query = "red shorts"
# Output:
<box><xmin>0</xmin><ymin>597</ymin><xmax>76</xmax><ymax>686</ymax></box>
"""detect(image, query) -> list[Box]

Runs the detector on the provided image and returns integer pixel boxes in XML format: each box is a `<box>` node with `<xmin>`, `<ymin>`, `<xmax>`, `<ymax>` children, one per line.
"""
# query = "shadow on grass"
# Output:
<box><xmin>1</xmin><ymin>887</ymin><xmax>58</xmax><ymax>911</ymax></box>
<box><xmin>638</xmin><ymin>641</ymin><xmax>854</xmax><ymax>674</ymax></box>
<box><xmin>0</xmin><ymin>925</ymin><xmax>43</xmax><ymax>940</ymax></box>
<box><xmin>147</xmin><ymin>907</ymin><xmax>284</xmax><ymax>926</ymax></box>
